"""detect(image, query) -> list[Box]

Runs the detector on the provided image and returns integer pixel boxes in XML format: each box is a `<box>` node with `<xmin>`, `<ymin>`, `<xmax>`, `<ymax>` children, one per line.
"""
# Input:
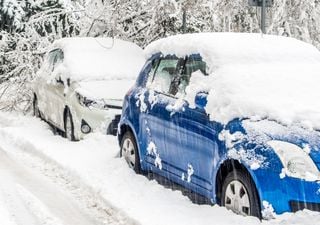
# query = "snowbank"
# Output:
<box><xmin>50</xmin><ymin>37</ymin><xmax>145</xmax><ymax>81</ymax></box>
<box><xmin>145</xmin><ymin>33</ymin><xmax>320</xmax><ymax>129</ymax></box>
<box><xmin>1</xmin><ymin>112</ymin><xmax>320</xmax><ymax>225</ymax></box>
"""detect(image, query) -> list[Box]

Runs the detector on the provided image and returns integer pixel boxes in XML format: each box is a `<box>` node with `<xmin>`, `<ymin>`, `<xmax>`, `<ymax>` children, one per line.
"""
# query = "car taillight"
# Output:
<box><xmin>126</xmin><ymin>86</ymin><xmax>134</xmax><ymax>97</ymax></box>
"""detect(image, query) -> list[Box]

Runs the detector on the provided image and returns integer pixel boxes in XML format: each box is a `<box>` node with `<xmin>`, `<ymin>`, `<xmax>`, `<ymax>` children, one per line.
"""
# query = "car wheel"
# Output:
<box><xmin>120</xmin><ymin>131</ymin><xmax>141</xmax><ymax>173</ymax></box>
<box><xmin>221</xmin><ymin>170</ymin><xmax>261</xmax><ymax>218</ymax></box>
<box><xmin>33</xmin><ymin>95</ymin><xmax>41</xmax><ymax>118</ymax></box>
<box><xmin>64</xmin><ymin>108</ymin><xmax>75</xmax><ymax>141</ymax></box>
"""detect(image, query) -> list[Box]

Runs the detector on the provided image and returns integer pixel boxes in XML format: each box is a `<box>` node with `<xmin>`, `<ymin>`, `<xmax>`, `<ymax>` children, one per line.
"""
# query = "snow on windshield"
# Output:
<box><xmin>49</xmin><ymin>37</ymin><xmax>145</xmax><ymax>82</ymax></box>
<box><xmin>145</xmin><ymin>33</ymin><xmax>320</xmax><ymax>130</ymax></box>
<box><xmin>76</xmin><ymin>79</ymin><xmax>135</xmax><ymax>100</ymax></box>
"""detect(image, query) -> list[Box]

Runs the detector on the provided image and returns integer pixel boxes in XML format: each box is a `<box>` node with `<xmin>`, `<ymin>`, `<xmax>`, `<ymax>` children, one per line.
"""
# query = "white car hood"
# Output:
<box><xmin>76</xmin><ymin>79</ymin><xmax>135</xmax><ymax>107</ymax></box>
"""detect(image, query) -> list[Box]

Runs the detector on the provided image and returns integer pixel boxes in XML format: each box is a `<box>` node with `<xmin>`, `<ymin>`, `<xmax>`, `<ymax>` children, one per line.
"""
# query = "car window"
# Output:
<box><xmin>48</xmin><ymin>49</ymin><xmax>64</xmax><ymax>72</ymax></box>
<box><xmin>52</xmin><ymin>49</ymin><xmax>64</xmax><ymax>70</ymax></box>
<box><xmin>146</xmin><ymin>58</ymin><xmax>160</xmax><ymax>87</ymax></box>
<box><xmin>147</xmin><ymin>55</ymin><xmax>207</xmax><ymax>97</ymax></box>
<box><xmin>148</xmin><ymin>58</ymin><xmax>180</xmax><ymax>94</ymax></box>
<box><xmin>47</xmin><ymin>51</ymin><xmax>57</xmax><ymax>71</ymax></box>
<box><xmin>176</xmin><ymin>57</ymin><xmax>207</xmax><ymax>95</ymax></box>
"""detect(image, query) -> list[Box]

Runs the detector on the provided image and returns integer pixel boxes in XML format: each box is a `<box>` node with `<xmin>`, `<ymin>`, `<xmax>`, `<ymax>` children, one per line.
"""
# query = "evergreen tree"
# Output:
<box><xmin>0</xmin><ymin>0</ymin><xmax>79</xmax><ymax>36</ymax></box>
<box><xmin>0</xmin><ymin>0</ymin><xmax>25</xmax><ymax>32</ymax></box>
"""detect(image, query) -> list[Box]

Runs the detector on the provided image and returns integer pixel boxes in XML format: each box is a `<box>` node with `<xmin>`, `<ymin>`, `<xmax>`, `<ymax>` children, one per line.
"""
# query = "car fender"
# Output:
<box><xmin>212</xmin><ymin>141</ymin><xmax>284</xmax><ymax>210</ymax></box>
<box><xmin>118</xmin><ymin>118</ymin><xmax>148</xmax><ymax>171</ymax></box>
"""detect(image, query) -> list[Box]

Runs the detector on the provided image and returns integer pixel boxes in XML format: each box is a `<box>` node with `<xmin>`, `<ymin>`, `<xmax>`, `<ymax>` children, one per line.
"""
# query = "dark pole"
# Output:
<box><xmin>182</xmin><ymin>9</ymin><xmax>186</xmax><ymax>33</ymax></box>
<box><xmin>261</xmin><ymin>0</ymin><xmax>266</xmax><ymax>33</ymax></box>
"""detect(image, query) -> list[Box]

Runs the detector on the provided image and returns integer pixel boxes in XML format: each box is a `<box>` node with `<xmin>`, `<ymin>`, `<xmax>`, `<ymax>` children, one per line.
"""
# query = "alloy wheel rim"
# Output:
<box><xmin>224</xmin><ymin>180</ymin><xmax>251</xmax><ymax>216</ymax></box>
<box><xmin>122</xmin><ymin>138</ymin><xmax>136</xmax><ymax>168</ymax></box>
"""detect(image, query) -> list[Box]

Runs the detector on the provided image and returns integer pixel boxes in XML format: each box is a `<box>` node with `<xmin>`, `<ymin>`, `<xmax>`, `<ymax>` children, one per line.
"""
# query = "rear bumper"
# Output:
<box><xmin>107</xmin><ymin>114</ymin><xmax>121</xmax><ymax>136</ymax></box>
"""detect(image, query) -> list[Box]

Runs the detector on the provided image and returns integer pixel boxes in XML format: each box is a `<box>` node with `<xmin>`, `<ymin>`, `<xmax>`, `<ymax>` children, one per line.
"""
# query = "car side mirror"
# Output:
<box><xmin>195</xmin><ymin>92</ymin><xmax>208</xmax><ymax>109</ymax></box>
<box><xmin>56</xmin><ymin>77</ymin><xmax>64</xmax><ymax>85</ymax></box>
<box><xmin>55</xmin><ymin>77</ymin><xmax>70</xmax><ymax>87</ymax></box>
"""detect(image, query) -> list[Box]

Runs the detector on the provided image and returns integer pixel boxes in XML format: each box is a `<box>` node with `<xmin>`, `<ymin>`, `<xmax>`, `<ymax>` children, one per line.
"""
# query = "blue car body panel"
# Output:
<box><xmin>118</xmin><ymin>53</ymin><xmax>320</xmax><ymax>214</ymax></box>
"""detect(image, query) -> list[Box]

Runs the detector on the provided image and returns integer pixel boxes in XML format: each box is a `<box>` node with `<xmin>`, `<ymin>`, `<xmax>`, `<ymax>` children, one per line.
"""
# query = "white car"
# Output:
<box><xmin>32</xmin><ymin>37</ymin><xmax>145</xmax><ymax>140</ymax></box>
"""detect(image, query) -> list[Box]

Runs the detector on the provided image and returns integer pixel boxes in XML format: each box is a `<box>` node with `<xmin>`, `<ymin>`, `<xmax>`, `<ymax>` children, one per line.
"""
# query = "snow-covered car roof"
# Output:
<box><xmin>145</xmin><ymin>32</ymin><xmax>320</xmax><ymax>66</ymax></box>
<box><xmin>50</xmin><ymin>37</ymin><xmax>145</xmax><ymax>81</ymax></box>
<box><xmin>145</xmin><ymin>33</ymin><xmax>320</xmax><ymax>130</ymax></box>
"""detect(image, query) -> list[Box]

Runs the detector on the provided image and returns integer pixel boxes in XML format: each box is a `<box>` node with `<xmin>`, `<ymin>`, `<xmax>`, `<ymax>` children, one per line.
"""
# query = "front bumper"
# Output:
<box><xmin>253</xmin><ymin>169</ymin><xmax>320</xmax><ymax>214</ymax></box>
<box><xmin>290</xmin><ymin>201</ymin><xmax>320</xmax><ymax>212</ymax></box>
<box><xmin>72</xmin><ymin>106</ymin><xmax>122</xmax><ymax>139</ymax></box>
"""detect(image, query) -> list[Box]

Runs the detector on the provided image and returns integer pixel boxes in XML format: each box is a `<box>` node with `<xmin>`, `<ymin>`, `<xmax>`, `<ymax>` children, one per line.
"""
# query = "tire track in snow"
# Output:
<box><xmin>0</xmin><ymin>141</ymin><xmax>137</xmax><ymax>225</ymax></box>
<box><xmin>0</xmin><ymin>147</ymin><xmax>104</xmax><ymax>225</ymax></box>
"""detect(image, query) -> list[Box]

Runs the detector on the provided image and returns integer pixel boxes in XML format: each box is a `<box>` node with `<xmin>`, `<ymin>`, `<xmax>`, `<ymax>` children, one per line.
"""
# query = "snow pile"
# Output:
<box><xmin>145</xmin><ymin>33</ymin><xmax>320</xmax><ymax>130</ymax></box>
<box><xmin>261</xmin><ymin>201</ymin><xmax>276</xmax><ymax>220</ymax></box>
<box><xmin>49</xmin><ymin>37</ymin><xmax>145</xmax><ymax>82</ymax></box>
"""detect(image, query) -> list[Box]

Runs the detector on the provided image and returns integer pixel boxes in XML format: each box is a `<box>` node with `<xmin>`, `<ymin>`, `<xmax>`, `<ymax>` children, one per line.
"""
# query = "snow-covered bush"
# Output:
<box><xmin>0</xmin><ymin>0</ymin><xmax>79</xmax><ymax>112</ymax></box>
<box><xmin>1</xmin><ymin>0</ymin><xmax>320</xmax><ymax>113</ymax></box>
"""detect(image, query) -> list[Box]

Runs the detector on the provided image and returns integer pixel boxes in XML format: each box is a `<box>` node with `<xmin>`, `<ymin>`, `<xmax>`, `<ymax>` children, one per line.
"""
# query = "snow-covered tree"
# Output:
<box><xmin>0</xmin><ymin>0</ymin><xmax>81</xmax><ymax>111</ymax></box>
<box><xmin>1</xmin><ymin>0</ymin><xmax>320</xmax><ymax>112</ymax></box>
<box><xmin>268</xmin><ymin>0</ymin><xmax>320</xmax><ymax>49</ymax></box>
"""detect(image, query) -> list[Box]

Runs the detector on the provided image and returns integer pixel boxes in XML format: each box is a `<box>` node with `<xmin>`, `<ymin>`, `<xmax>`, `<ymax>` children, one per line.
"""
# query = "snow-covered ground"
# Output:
<box><xmin>0</xmin><ymin>147</ymin><xmax>119</xmax><ymax>225</ymax></box>
<box><xmin>0</xmin><ymin>112</ymin><xmax>320</xmax><ymax>225</ymax></box>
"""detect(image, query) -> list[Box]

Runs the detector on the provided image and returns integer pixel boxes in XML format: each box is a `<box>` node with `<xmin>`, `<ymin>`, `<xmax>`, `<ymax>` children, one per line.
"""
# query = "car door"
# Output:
<box><xmin>172</xmin><ymin>55</ymin><xmax>223</xmax><ymax>193</ymax></box>
<box><xmin>144</xmin><ymin>54</ymin><xmax>222</xmax><ymax>195</ymax></box>
<box><xmin>141</xmin><ymin>55</ymin><xmax>185</xmax><ymax>173</ymax></box>
<box><xmin>43</xmin><ymin>49</ymin><xmax>66</xmax><ymax>128</ymax></box>
<box><xmin>36</xmin><ymin>50</ymin><xmax>57</xmax><ymax>120</ymax></box>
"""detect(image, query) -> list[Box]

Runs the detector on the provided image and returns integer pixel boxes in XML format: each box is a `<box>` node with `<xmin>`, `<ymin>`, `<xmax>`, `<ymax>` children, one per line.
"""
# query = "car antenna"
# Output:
<box><xmin>94</xmin><ymin>34</ymin><xmax>115</xmax><ymax>50</ymax></box>
<box><xmin>94</xmin><ymin>3</ymin><xmax>118</xmax><ymax>50</ymax></box>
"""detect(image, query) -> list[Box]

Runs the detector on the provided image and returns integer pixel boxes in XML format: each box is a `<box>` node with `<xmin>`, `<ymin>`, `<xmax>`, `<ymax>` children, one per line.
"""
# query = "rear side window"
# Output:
<box><xmin>148</xmin><ymin>58</ymin><xmax>181</xmax><ymax>94</ymax></box>
<box><xmin>146</xmin><ymin>55</ymin><xmax>207</xmax><ymax>96</ymax></box>
<box><xmin>177</xmin><ymin>57</ymin><xmax>207</xmax><ymax>95</ymax></box>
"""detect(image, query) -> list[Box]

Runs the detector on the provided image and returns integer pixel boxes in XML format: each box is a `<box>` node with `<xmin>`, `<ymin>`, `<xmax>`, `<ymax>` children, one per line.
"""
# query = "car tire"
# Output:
<box><xmin>64</xmin><ymin>108</ymin><xmax>75</xmax><ymax>141</ymax></box>
<box><xmin>120</xmin><ymin>131</ymin><xmax>141</xmax><ymax>174</ymax></box>
<box><xmin>221</xmin><ymin>170</ymin><xmax>261</xmax><ymax>218</ymax></box>
<box><xmin>33</xmin><ymin>95</ymin><xmax>41</xmax><ymax>118</ymax></box>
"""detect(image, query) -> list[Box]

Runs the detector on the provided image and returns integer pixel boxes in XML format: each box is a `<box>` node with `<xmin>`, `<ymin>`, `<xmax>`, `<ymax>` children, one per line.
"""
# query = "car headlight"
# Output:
<box><xmin>75</xmin><ymin>92</ymin><xmax>108</xmax><ymax>110</ymax></box>
<box><xmin>268</xmin><ymin>140</ymin><xmax>319</xmax><ymax>181</ymax></box>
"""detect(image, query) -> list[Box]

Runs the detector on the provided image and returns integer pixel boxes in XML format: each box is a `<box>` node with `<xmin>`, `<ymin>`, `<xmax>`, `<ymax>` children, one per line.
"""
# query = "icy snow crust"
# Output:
<box><xmin>145</xmin><ymin>33</ymin><xmax>320</xmax><ymax>130</ymax></box>
<box><xmin>51</xmin><ymin>37</ymin><xmax>145</xmax><ymax>82</ymax></box>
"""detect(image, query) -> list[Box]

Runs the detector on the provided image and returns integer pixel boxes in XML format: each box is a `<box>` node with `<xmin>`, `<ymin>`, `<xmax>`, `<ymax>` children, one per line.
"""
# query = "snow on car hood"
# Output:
<box><xmin>242</xmin><ymin>119</ymin><xmax>320</xmax><ymax>164</ymax></box>
<box><xmin>145</xmin><ymin>33</ymin><xmax>320</xmax><ymax>130</ymax></box>
<box><xmin>76</xmin><ymin>79</ymin><xmax>135</xmax><ymax>106</ymax></box>
<box><xmin>50</xmin><ymin>37</ymin><xmax>145</xmax><ymax>82</ymax></box>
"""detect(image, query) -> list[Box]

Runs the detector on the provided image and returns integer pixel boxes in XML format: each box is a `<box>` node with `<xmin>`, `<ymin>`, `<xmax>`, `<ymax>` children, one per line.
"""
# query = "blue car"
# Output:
<box><xmin>118</xmin><ymin>33</ymin><xmax>320</xmax><ymax>218</ymax></box>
